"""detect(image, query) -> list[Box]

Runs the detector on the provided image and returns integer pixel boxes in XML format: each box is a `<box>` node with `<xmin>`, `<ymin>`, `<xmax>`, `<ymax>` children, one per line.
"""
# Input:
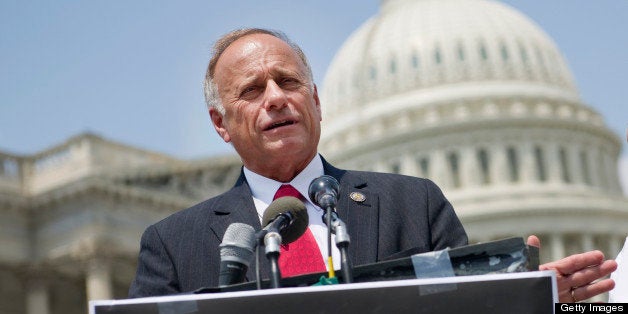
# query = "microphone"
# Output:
<box><xmin>308</xmin><ymin>175</ymin><xmax>354</xmax><ymax>283</ymax></box>
<box><xmin>308</xmin><ymin>175</ymin><xmax>340</xmax><ymax>209</ymax></box>
<box><xmin>219</xmin><ymin>223</ymin><xmax>256</xmax><ymax>287</ymax></box>
<box><xmin>260</xmin><ymin>196</ymin><xmax>308</xmax><ymax>288</ymax></box>
<box><xmin>261</xmin><ymin>196</ymin><xmax>309</xmax><ymax>244</ymax></box>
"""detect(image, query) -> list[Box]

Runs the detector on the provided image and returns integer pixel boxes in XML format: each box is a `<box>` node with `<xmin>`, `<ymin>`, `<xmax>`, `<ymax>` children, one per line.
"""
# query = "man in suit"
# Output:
<box><xmin>129</xmin><ymin>28</ymin><xmax>616</xmax><ymax>302</ymax></box>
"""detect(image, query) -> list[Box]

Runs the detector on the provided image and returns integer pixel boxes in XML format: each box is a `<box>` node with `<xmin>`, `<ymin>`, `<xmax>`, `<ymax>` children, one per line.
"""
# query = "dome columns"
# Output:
<box><xmin>491</xmin><ymin>144</ymin><xmax>511</xmax><ymax>185</ymax></box>
<box><xmin>460</xmin><ymin>146</ymin><xmax>482</xmax><ymax>188</ymax></box>
<box><xmin>24</xmin><ymin>272</ymin><xmax>51</xmax><ymax>314</ymax></box>
<box><xmin>544</xmin><ymin>142</ymin><xmax>563</xmax><ymax>185</ymax></box>
<box><xmin>85</xmin><ymin>257</ymin><xmax>113</xmax><ymax>302</ymax></box>
<box><xmin>401</xmin><ymin>153</ymin><xmax>420</xmax><ymax>177</ymax></box>
<box><xmin>567</xmin><ymin>144</ymin><xmax>584</xmax><ymax>187</ymax></box>
<box><xmin>549</xmin><ymin>233</ymin><xmax>566</xmax><ymax>262</ymax></box>
<box><xmin>430</xmin><ymin>149</ymin><xmax>451</xmax><ymax>189</ymax></box>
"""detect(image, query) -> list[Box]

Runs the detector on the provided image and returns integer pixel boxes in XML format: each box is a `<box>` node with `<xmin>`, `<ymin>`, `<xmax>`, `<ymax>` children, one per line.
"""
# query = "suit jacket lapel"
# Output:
<box><xmin>207</xmin><ymin>171</ymin><xmax>260</xmax><ymax>237</ymax></box>
<box><xmin>322</xmin><ymin>158</ymin><xmax>380</xmax><ymax>266</ymax></box>
<box><xmin>206</xmin><ymin>170</ymin><xmax>268</xmax><ymax>281</ymax></box>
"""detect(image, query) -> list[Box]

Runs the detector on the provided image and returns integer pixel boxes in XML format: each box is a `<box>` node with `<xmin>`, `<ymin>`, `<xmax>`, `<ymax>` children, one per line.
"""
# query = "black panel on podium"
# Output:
<box><xmin>91</xmin><ymin>272</ymin><xmax>556</xmax><ymax>314</ymax></box>
<box><xmin>90</xmin><ymin>238</ymin><xmax>554</xmax><ymax>314</ymax></box>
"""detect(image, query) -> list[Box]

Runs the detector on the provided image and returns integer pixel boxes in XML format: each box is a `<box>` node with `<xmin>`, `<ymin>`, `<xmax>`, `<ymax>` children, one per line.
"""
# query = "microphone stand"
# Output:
<box><xmin>324</xmin><ymin>206</ymin><xmax>336</xmax><ymax>279</ymax></box>
<box><xmin>255</xmin><ymin>236</ymin><xmax>263</xmax><ymax>290</ymax></box>
<box><xmin>264</xmin><ymin>231</ymin><xmax>283</xmax><ymax>288</ymax></box>
<box><xmin>322</xmin><ymin>209</ymin><xmax>353</xmax><ymax>283</ymax></box>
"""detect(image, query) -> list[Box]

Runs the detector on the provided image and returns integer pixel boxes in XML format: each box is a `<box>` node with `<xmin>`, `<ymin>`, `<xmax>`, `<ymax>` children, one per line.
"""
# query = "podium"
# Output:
<box><xmin>90</xmin><ymin>271</ymin><xmax>557</xmax><ymax>314</ymax></box>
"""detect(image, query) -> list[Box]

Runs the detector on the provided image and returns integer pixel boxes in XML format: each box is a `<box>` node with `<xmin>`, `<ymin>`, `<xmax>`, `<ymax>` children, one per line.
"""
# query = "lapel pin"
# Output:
<box><xmin>350</xmin><ymin>192</ymin><xmax>366</xmax><ymax>203</ymax></box>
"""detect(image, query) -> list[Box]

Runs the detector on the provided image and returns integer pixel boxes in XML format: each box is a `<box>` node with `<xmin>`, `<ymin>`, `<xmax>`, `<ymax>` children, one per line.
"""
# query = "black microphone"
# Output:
<box><xmin>219</xmin><ymin>222</ymin><xmax>256</xmax><ymax>287</ymax></box>
<box><xmin>308</xmin><ymin>175</ymin><xmax>340</xmax><ymax>209</ymax></box>
<box><xmin>261</xmin><ymin>196</ymin><xmax>309</xmax><ymax>244</ymax></box>
<box><xmin>259</xmin><ymin>196</ymin><xmax>308</xmax><ymax>288</ymax></box>
<box><xmin>308</xmin><ymin>175</ymin><xmax>354</xmax><ymax>283</ymax></box>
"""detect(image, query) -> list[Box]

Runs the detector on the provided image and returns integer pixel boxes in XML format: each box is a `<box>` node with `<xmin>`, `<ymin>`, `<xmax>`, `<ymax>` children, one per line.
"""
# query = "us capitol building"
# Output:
<box><xmin>1</xmin><ymin>0</ymin><xmax>627</xmax><ymax>312</ymax></box>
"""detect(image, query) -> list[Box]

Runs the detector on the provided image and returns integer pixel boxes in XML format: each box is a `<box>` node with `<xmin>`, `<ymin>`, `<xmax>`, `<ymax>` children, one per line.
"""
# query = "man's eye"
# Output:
<box><xmin>240</xmin><ymin>86</ymin><xmax>260</xmax><ymax>98</ymax></box>
<box><xmin>280</xmin><ymin>78</ymin><xmax>300</xmax><ymax>87</ymax></box>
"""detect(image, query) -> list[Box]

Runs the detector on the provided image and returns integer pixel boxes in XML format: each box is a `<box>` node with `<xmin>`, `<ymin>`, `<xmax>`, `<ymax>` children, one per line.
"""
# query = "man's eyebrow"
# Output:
<box><xmin>270</xmin><ymin>66</ymin><xmax>305</xmax><ymax>80</ymax></box>
<box><xmin>235</xmin><ymin>73</ymin><xmax>263</xmax><ymax>90</ymax></box>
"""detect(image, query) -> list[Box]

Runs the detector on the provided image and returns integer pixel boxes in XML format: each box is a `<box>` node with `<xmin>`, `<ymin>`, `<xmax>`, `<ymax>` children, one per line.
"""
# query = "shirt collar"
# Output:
<box><xmin>243</xmin><ymin>154</ymin><xmax>324</xmax><ymax>206</ymax></box>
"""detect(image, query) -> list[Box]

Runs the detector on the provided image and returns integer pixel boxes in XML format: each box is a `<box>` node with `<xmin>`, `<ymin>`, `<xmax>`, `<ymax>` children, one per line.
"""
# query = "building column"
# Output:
<box><xmin>581</xmin><ymin>234</ymin><xmax>594</xmax><ymax>252</ymax></box>
<box><xmin>545</xmin><ymin>143</ymin><xmax>561</xmax><ymax>184</ymax></box>
<box><xmin>609</xmin><ymin>235</ymin><xmax>625</xmax><ymax>258</ymax></box>
<box><xmin>520</xmin><ymin>142</ymin><xmax>536</xmax><ymax>184</ymax></box>
<box><xmin>567</xmin><ymin>144</ymin><xmax>584</xmax><ymax>186</ymax></box>
<box><xmin>603</xmin><ymin>151</ymin><xmax>622</xmax><ymax>193</ymax></box>
<box><xmin>550</xmin><ymin>233</ymin><xmax>566</xmax><ymax>261</ymax></box>
<box><xmin>401</xmin><ymin>152</ymin><xmax>419</xmax><ymax>177</ymax></box>
<box><xmin>491</xmin><ymin>144</ymin><xmax>509</xmax><ymax>185</ymax></box>
<box><xmin>86</xmin><ymin>258</ymin><xmax>113</xmax><ymax>301</ymax></box>
<box><xmin>26</xmin><ymin>279</ymin><xmax>50</xmax><ymax>314</ymax></box>
<box><xmin>430</xmin><ymin>149</ymin><xmax>450</xmax><ymax>189</ymax></box>
<box><xmin>374</xmin><ymin>158</ymin><xmax>389</xmax><ymax>173</ymax></box>
<box><xmin>587</xmin><ymin>148</ymin><xmax>602</xmax><ymax>188</ymax></box>
<box><xmin>460</xmin><ymin>146</ymin><xmax>481</xmax><ymax>188</ymax></box>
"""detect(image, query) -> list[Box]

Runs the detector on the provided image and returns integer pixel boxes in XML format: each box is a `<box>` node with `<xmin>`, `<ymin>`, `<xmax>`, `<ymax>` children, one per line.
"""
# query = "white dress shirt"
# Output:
<box><xmin>609</xmin><ymin>236</ymin><xmax>628</xmax><ymax>302</ymax></box>
<box><xmin>243</xmin><ymin>154</ymin><xmax>341</xmax><ymax>271</ymax></box>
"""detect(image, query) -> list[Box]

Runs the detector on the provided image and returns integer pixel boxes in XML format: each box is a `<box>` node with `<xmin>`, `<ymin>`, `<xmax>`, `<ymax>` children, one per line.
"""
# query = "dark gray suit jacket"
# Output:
<box><xmin>128</xmin><ymin>159</ymin><xmax>468</xmax><ymax>297</ymax></box>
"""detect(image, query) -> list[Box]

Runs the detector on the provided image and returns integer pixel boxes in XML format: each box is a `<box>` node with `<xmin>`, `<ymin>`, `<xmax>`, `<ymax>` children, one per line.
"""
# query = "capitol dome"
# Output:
<box><xmin>321</xmin><ymin>0</ymin><xmax>578</xmax><ymax>119</ymax></box>
<box><xmin>319</xmin><ymin>0</ymin><xmax>628</xmax><ymax>279</ymax></box>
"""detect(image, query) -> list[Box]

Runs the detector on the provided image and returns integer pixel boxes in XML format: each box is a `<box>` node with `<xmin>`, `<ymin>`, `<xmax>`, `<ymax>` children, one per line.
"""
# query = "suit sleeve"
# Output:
<box><xmin>424</xmin><ymin>179</ymin><xmax>468</xmax><ymax>250</ymax></box>
<box><xmin>128</xmin><ymin>225</ymin><xmax>180</xmax><ymax>298</ymax></box>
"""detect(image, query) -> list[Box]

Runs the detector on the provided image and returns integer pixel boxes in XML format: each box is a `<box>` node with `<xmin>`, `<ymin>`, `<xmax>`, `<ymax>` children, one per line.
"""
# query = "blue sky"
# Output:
<box><xmin>1</xmin><ymin>1</ymin><xmax>626</xmax><ymax>171</ymax></box>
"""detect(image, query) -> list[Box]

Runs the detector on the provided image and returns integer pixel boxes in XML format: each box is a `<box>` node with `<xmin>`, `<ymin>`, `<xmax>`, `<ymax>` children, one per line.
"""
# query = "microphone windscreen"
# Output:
<box><xmin>308</xmin><ymin>175</ymin><xmax>340</xmax><ymax>208</ymax></box>
<box><xmin>220</xmin><ymin>223</ymin><xmax>256</xmax><ymax>265</ymax></box>
<box><xmin>262</xmin><ymin>196</ymin><xmax>308</xmax><ymax>244</ymax></box>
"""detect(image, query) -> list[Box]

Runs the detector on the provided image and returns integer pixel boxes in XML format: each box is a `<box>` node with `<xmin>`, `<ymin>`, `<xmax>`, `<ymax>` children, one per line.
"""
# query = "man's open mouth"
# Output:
<box><xmin>265</xmin><ymin>120</ymin><xmax>295</xmax><ymax>131</ymax></box>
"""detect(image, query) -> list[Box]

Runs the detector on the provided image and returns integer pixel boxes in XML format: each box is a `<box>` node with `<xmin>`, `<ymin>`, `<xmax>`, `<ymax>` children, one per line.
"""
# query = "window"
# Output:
<box><xmin>534</xmin><ymin>146</ymin><xmax>547</xmax><ymax>182</ymax></box>
<box><xmin>519</xmin><ymin>43</ymin><xmax>528</xmax><ymax>63</ymax></box>
<box><xmin>434</xmin><ymin>47</ymin><xmax>442</xmax><ymax>64</ymax></box>
<box><xmin>419</xmin><ymin>157</ymin><xmax>430</xmax><ymax>178</ymax></box>
<box><xmin>477</xmin><ymin>149</ymin><xmax>490</xmax><ymax>184</ymax></box>
<box><xmin>411</xmin><ymin>52</ymin><xmax>420</xmax><ymax>69</ymax></box>
<box><xmin>479</xmin><ymin>43</ymin><xmax>488</xmax><ymax>61</ymax></box>
<box><xmin>448</xmin><ymin>152</ymin><xmax>461</xmax><ymax>188</ymax></box>
<box><xmin>580</xmin><ymin>151</ymin><xmax>592</xmax><ymax>185</ymax></box>
<box><xmin>391</xmin><ymin>161</ymin><xmax>401</xmax><ymax>174</ymax></box>
<box><xmin>389</xmin><ymin>58</ymin><xmax>397</xmax><ymax>74</ymax></box>
<box><xmin>507</xmin><ymin>147</ymin><xmax>520</xmax><ymax>182</ymax></box>
<box><xmin>457</xmin><ymin>43</ymin><xmax>465</xmax><ymax>61</ymax></box>
<box><xmin>501</xmin><ymin>43</ymin><xmax>509</xmax><ymax>61</ymax></box>
<box><xmin>369</xmin><ymin>66</ymin><xmax>377</xmax><ymax>81</ymax></box>
<box><xmin>559</xmin><ymin>147</ymin><xmax>571</xmax><ymax>183</ymax></box>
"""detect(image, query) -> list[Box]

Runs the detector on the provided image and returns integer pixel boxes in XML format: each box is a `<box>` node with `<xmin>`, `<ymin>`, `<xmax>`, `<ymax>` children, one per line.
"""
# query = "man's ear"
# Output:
<box><xmin>313</xmin><ymin>84</ymin><xmax>322</xmax><ymax>121</ymax></box>
<box><xmin>209</xmin><ymin>107</ymin><xmax>231</xmax><ymax>143</ymax></box>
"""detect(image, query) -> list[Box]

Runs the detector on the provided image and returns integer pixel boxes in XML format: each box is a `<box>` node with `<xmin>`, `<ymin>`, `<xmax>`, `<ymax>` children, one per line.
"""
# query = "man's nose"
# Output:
<box><xmin>262</xmin><ymin>80</ymin><xmax>288</xmax><ymax>111</ymax></box>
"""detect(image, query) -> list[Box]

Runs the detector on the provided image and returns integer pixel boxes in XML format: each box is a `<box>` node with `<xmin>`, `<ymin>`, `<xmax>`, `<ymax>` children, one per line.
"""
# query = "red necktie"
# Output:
<box><xmin>274</xmin><ymin>184</ymin><xmax>326</xmax><ymax>277</ymax></box>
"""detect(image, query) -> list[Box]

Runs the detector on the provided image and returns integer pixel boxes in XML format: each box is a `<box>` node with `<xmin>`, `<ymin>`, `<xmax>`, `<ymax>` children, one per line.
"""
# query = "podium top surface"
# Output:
<box><xmin>90</xmin><ymin>271</ymin><xmax>557</xmax><ymax>314</ymax></box>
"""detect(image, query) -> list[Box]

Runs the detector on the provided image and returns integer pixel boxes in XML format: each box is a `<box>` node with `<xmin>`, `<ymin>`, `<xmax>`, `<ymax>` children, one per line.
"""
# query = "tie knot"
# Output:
<box><xmin>274</xmin><ymin>184</ymin><xmax>302</xmax><ymax>200</ymax></box>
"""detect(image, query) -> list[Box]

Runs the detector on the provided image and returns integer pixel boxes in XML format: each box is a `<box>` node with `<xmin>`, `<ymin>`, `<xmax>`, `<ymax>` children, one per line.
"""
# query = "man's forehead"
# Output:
<box><xmin>221</xmin><ymin>34</ymin><xmax>292</xmax><ymax>62</ymax></box>
<box><xmin>215</xmin><ymin>33</ymin><xmax>304</xmax><ymax>77</ymax></box>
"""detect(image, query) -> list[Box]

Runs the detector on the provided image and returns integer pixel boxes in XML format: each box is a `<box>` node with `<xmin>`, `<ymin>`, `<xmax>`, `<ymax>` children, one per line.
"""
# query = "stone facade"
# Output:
<box><xmin>0</xmin><ymin>133</ymin><xmax>242</xmax><ymax>313</ymax></box>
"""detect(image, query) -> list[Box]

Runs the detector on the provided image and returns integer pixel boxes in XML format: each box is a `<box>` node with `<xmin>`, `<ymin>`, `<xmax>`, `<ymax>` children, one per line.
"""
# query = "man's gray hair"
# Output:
<box><xmin>203</xmin><ymin>28</ymin><xmax>314</xmax><ymax>115</ymax></box>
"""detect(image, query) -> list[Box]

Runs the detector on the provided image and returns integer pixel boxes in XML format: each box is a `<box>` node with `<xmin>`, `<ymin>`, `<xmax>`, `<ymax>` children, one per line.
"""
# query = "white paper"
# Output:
<box><xmin>609</xmin><ymin>236</ymin><xmax>628</xmax><ymax>302</ymax></box>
